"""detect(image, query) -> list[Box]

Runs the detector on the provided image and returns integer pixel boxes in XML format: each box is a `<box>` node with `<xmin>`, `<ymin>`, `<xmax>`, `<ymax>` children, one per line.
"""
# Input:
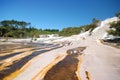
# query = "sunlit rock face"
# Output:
<box><xmin>91</xmin><ymin>17</ymin><xmax>119</xmax><ymax>39</ymax></box>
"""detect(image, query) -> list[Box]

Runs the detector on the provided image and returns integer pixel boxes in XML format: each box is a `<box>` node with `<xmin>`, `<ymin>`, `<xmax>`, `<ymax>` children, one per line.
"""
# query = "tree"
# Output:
<box><xmin>0</xmin><ymin>20</ymin><xmax>31</xmax><ymax>38</ymax></box>
<box><xmin>0</xmin><ymin>26</ymin><xmax>10</xmax><ymax>37</ymax></box>
<box><xmin>59</xmin><ymin>27</ymin><xmax>83</xmax><ymax>36</ymax></box>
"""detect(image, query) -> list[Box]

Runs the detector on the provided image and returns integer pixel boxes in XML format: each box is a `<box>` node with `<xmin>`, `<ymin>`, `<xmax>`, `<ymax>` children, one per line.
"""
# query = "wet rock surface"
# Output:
<box><xmin>0</xmin><ymin>43</ymin><xmax>62</xmax><ymax>80</ymax></box>
<box><xmin>67</xmin><ymin>47</ymin><xmax>86</xmax><ymax>55</ymax></box>
<box><xmin>44</xmin><ymin>47</ymin><xmax>85</xmax><ymax>80</ymax></box>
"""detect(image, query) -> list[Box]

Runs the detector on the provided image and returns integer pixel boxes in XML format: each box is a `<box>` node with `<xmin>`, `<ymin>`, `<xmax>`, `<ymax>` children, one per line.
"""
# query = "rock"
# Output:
<box><xmin>67</xmin><ymin>47</ymin><xmax>86</xmax><ymax>55</ymax></box>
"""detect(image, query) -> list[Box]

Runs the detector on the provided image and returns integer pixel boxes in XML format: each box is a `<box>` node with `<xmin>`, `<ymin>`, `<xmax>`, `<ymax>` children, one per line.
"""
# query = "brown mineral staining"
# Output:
<box><xmin>32</xmin><ymin>55</ymin><xmax>66</xmax><ymax>80</ymax></box>
<box><xmin>44</xmin><ymin>55</ymin><xmax>79</xmax><ymax>80</ymax></box>
<box><xmin>0</xmin><ymin>43</ymin><xmax>62</xmax><ymax>80</ymax></box>
<box><xmin>85</xmin><ymin>71</ymin><xmax>91</xmax><ymax>80</ymax></box>
<box><xmin>44</xmin><ymin>47</ymin><xmax>85</xmax><ymax>80</ymax></box>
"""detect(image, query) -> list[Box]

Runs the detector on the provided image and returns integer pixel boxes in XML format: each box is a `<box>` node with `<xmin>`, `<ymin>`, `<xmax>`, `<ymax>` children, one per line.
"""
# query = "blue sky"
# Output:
<box><xmin>0</xmin><ymin>0</ymin><xmax>120</xmax><ymax>30</ymax></box>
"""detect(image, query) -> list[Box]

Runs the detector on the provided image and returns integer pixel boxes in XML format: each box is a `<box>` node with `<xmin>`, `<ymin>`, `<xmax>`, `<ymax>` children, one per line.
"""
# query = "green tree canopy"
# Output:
<box><xmin>0</xmin><ymin>20</ymin><xmax>59</xmax><ymax>38</ymax></box>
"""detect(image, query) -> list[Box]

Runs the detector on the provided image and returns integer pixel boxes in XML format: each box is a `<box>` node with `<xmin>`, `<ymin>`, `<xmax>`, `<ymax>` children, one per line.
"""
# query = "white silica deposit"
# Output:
<box><xmin>92</xmin><ymin>17</ymin><xmax>119</xmax><ymax>39</ymax></box>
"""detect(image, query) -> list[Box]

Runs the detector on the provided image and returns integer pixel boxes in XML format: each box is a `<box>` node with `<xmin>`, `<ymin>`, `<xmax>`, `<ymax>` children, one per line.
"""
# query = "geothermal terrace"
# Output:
<box><xmin>0</xmin><ymin>17</ymin><xmax>120</xmax><ymax>80</ymax></box>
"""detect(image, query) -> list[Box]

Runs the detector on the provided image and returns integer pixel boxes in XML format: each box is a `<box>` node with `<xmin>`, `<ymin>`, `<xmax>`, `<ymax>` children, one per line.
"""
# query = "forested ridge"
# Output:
<box><xmin>0</xmin><ymin>20</ymin><xmax>59</xmax><ymax>38</ymax></box>
<box><xmin>0</xmin><ymin>18</ymin><xmax>100</xmax><ymax>38</ymax></box>
<box><xmin>0</xmin><ymin>12</ymin><xmax>120</xmax><ymax>38</ymax></box>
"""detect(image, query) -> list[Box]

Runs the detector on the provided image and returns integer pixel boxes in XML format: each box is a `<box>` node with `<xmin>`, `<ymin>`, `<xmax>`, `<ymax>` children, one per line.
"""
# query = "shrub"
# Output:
<box><xmin>107</xmin><ymin>21</ymin><xmax>120</xmax><ymax>36</ymax></box>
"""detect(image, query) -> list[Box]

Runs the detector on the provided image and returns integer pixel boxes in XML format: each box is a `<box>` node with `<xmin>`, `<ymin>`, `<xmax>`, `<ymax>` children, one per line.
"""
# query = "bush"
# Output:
<box><xmin>34</xmin><ymin>38</ymin><xmax>37</xmax><ymax>41</ymax></box>
<box><xmin>107</xmin><ymin>21</ymin><xmax>120</xmax><ymax>36</ymax></box>
<box><xmin>107</xmin><ymin>30</ymin><xmax>117</xmax><ymax>35</ymax></box>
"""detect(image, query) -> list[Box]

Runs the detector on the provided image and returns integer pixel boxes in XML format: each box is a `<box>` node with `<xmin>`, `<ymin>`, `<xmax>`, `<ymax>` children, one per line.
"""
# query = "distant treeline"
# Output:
<box><xmin>0</xmin><ymin>12</ymin><xmax>120</xmax><ymax>38</ymax></box>
<box><xmin>59</xmin><ymin>18</ymin><xmax>100</xmax><ymax>36</ymax></box>
<box><xmin>0</xmin><ymin>20</ymin><xmax>59</xmax><ymax>38</ymax></box>
<box><xmin>0</xmin><ymin>19</ymin><xmax>100</xmax><ymax>38</ymax></box>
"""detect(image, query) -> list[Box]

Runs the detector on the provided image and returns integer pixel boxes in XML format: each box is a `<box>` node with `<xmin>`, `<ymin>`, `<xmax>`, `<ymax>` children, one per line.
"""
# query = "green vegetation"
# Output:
<box><xmin>59</xmin><ymin>27</ymin><xmax>82</xmax><ymax>36</ymax></box>
<box><xmin>0</xmin><ymin>18</ymin><xmax>100</xmax><ymax>38</ymax></box>
<box><xmin>59</xmin><ymin>18</ymin><xmax>100</xmax><ymax>36</ymax></box>
<box><xmin>107</xmin><ymin>20</ymin><xmax>120</xmax><ymax>36</ymax></box>
<box><xmin>0</xmin><ymin>20</ymin><xmax>59</xmax><ymax>38</ymax></box>
<box><xmin>107</xmin><ymin>11</ymin><xmax>120</xmax><ymax>36</ymax></box>
<box><xmin>1</xmin><ymin>12</ymin><xmax>120</xmax><ymax>38</ymax></box>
